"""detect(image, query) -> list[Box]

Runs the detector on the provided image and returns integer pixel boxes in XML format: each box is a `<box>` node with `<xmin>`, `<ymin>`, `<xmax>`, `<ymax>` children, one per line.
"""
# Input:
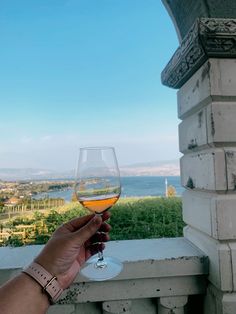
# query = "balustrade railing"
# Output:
<box><xmin>0</xmin><ymin>238</ymin><xmax>208</xmax><ymax>314</ymax></box>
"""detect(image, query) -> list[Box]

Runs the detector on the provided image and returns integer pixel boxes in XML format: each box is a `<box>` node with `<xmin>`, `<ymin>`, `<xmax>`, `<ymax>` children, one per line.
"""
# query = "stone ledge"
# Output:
<box><xmin>0</xmin><ymin>239</ymin><xmax>208</xmax><ymax>312</ymax></box>
<box><xmin>184</xmin><ymin>226</ymin><xmax>233</xmax><ymax>291</ymax></box>
<box><xmin>59</xmin><ymin>276</ymin><xmax>207</xmax><ymax>304</ymax></box>
<box><xmin>0</xmin><ymin>238</ymin><xmax>208</xmax><ymax>284</ymax></box>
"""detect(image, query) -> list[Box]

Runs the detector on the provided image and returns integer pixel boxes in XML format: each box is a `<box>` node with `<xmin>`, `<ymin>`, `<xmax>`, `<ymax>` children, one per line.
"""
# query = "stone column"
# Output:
<box><xmin>158</xmin><ymin>296</ymin><xmax>188</xmax><ymax>314</ymax></box>
<box><xmin>161</xmin><ymin>13</ymin><xmax>236</xmax><ymax>314</ymax></box>
<box><xmin>102</xmin><ymin>300</ymin><xmax>132</xmax><ymax>314</ymax></box>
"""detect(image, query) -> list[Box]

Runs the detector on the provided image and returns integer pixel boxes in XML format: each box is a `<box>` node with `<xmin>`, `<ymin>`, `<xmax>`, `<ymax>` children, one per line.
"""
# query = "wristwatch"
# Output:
<box><xmin>23</xmin><ymin>262</ymin><xmax>63</xmax><ymax>303</ymax></box>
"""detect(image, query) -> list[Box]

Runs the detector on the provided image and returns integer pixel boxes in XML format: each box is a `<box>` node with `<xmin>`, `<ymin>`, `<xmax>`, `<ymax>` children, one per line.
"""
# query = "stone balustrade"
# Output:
<box><xmin>0</xmin><ymin>238</ymin><xmax>208</xmax><ymax>313</ymax></box>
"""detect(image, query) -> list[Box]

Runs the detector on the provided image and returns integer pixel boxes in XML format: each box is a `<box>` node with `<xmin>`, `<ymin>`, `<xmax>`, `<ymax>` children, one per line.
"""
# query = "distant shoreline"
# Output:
<box><xmin>0</xmin><ymin>161</ymin><xmax>180</xmax><ymax>181</ymax></box>
<box><xmin>1</xmin><ymin>175</ymin><xmax>181</xmax><ymax>182</ymax></box>
<box><xmin>33</xmin><ymin>176</ymin><xmax>183</xmax><ymax>202</ymax></box>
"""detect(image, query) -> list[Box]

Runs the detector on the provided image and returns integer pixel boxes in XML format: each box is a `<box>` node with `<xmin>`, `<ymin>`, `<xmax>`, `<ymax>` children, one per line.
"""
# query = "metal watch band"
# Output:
<box><xmin>23</xmin><ymin>262</ymin><xmax>63</xmax><ymax>303</ymax></box>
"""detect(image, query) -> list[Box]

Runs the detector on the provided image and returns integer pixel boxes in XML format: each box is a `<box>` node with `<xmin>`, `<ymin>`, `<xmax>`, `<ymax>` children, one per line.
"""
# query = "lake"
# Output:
<box><xmin>33</xmin><ymin>176</ymin><xmax>183</xmax><ymax>202</ymax></box>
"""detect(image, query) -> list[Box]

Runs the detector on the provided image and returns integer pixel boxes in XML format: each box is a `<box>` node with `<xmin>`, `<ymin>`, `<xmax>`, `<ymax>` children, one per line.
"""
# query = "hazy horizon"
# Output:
<box><xmin>0</xmin><ymin>158</ymin><xmax>180</xmax><ymax>171</ymax></box>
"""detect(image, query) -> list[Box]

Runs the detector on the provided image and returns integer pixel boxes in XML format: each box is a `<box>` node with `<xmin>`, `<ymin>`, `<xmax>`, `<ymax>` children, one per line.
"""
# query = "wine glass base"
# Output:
<box><xmin>81</xmin><ymin>256</ymin><xmax>123</xmax><ymax>281</ymax></box>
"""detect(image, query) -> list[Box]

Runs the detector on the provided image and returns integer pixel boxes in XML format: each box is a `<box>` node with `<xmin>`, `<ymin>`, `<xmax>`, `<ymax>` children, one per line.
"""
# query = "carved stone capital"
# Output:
<box><xmin>161</xmin><ymin>18</ymin><xmax>236</xmax><ymax>89</ymax></box>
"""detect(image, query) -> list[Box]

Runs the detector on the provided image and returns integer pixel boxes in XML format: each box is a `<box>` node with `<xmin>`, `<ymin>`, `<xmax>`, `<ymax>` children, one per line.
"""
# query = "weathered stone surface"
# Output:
<box><xmin>64</xmin><ymin>276</ymin><xmax>206</xmax><ymax>304</ymax></box>
<box><xmin>182</xmin><ymin>190</ymin><xmax>213</xmax><ymax>237</ymax></box>
<box><xmin>203</xmin><ymin>284</ymin><xmax>223</xmax><ymax>314</ymax></box>
<box><xmin>181</xmin><ymin>147</ymin><xmax>236</xmax><ymax>192</ymax></box>
<box><xmin>203</xmin><ymin>284</ymin><xmax>236</xmax><ymax>314</ymax></box>
<box><xmin>177</xmin><ymin>60</ymin><xmax>211</xmax><ymax>119</ymax></box>
<box><xmin>158</xmin><ymin>296</ymin><xmax>188</xmax><ymax>314</ymax></box>
<box><xmin>0</xmin><ymin>241</ymin><xmax>207</xmax><ymax>314</ymax></box>
<box><xmin>179</xmin><ymin>108</ymin><xmax>208</xmax><ymax>153</ymax></box>
<box><xmin>47</xmin><ymin>304</ymin><xmax>75</xmax><ymax>314</ymax></box>
<box><xmin>75</xmin><ymin>303</ymin><xmax>101</xmax><ymax>314</ymax></box>
<box><xmin>180</xmin><ymin>149</ymin><xmax>226</xmax><ymax>191</ymax></box>
<box><xmin>103</xmin><ymin>300</ymin><xmax>132</xmax><ymax>314</ymax></box>
<box><xmin>183</xmin><ymin>190</ymin><xmax>236</xmax><ymax>240</ymax></box>
<box><xmin>179</xmin><ymin>102</ymin><xmax>236</xmax><ymax>153</ymax></box>
<box><xmin>162</xmin><ymin>3</ymin><xmax>236</xmax><ymax>312</ymax></box>
<box><xmin>224</xmin><ymin>148</ymin><xmax>236</xmax><ymax>190</ymax></box>
<box><xmin>184</xmin><ymin>226</ymin><xmax>233</xmax><ymax>291</ymax></box>
<box><xmin>131</xmin><ymin>299</ymin><xmax>157</xmax><ymax>314</ymax></box>
<box><xmin>178</xmin><ymin>59</ymin><xmax>236</xmax><ymax>119</ymax></box>
<box><xmin>207</xmin><ymin>103</ymin><xmax>236</xmax><ymax>145</ymax></box>
<box><xmin>222</xmin><ymin>292</ymin><xmax>236</xmax><ymax>314</ymax></box>
<box><xmin>227</xmin><ymin>243</ymin><xmax>236</xmax><ymax>292</ymax></box>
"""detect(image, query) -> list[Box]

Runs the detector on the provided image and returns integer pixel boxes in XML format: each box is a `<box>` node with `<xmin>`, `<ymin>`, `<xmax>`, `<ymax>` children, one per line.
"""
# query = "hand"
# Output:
<box><xmin>34</xmin><ymin>212</ymin><xmax>111</xmax><ymax>289</ymax></box>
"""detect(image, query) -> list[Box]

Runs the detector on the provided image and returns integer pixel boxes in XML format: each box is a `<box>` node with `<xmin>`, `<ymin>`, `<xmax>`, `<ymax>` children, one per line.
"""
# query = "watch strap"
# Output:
<box><xmin>23</xmin><ymin>262</ymin><xmax>63</xmax><ymax>303</ymax></box>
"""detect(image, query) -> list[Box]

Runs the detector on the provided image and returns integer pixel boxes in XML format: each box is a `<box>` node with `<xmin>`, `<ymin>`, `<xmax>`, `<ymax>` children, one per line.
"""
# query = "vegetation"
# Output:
<box><xmin>0</xmin><ymin>197</ymin><xmax>185</xmax><ymax>247</ymax></box>
<box><xmin>0</xmin><ymin>180</ymin><xmax>73</xmax><ymax>200</ymax></box>
<box><xmin>110</xmin><ymin>197</ymin><xmax>183</xmax><ymax>240</ymax></box>
<box><xmin>167</xmin><ymin>185</ymin><xmax>177</xmax><ymax>197</ymax></box>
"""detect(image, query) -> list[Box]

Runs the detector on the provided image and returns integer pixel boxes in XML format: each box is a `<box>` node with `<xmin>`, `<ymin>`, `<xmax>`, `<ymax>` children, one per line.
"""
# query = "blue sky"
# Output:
<box><xmin>0</xmin><ymin>0</ymin><xmax>179</xmax><ymax>170</ymax></box>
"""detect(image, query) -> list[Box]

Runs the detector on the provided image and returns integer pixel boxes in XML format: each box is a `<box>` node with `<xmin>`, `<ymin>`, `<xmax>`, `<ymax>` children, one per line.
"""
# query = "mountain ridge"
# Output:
<box><xmin>0</xmin><ymin>160</ymin><xmax>180</xmax><ymax>180</ymax></box>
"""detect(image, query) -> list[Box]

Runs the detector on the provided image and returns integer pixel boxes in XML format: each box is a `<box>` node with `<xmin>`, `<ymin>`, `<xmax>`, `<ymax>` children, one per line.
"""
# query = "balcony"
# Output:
<box><xmin>0</xmin><ymin>237</ymin><xmax>208</xmax><ymax>313</ymax></box>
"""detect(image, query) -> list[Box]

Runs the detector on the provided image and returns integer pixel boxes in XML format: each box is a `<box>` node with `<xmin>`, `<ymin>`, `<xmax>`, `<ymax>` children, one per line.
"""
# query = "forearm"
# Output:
<box><xmin>0</xmin><ymin>273</ymin><xmax>50</xmax><ymax>314</ymax></box>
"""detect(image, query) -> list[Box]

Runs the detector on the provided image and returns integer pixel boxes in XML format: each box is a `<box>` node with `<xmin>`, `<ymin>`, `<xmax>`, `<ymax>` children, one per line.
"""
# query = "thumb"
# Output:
<box><xmin>75</xmin><ymin>215</ymin><xmax>102</xmax><ymax>245</ymax></box>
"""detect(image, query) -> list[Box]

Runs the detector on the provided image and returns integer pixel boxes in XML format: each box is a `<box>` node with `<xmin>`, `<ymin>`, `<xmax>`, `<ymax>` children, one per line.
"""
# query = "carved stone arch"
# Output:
<box><xmin>162</xmin><ymin>0</ymin><xmax>236</xmax><ymax>41</ymax></box>
<box><xmin>161</xmin><ymin>1</ymin><xmax>236</xmax><ymax>89</ymax></box>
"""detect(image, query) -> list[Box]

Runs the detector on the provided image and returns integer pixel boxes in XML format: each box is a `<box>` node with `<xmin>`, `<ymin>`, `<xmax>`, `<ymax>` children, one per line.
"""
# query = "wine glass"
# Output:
<box><xmin>75</xmin><ymin>146</ymin><xmax>123</xmax><ymax>281</ymax></box>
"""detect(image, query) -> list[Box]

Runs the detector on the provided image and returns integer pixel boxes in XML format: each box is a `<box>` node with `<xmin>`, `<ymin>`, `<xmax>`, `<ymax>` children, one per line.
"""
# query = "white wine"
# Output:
<box><xmin>79</xmin><ymin>195</ymin><xmax>119</xmax><ymax>214</ymax></box>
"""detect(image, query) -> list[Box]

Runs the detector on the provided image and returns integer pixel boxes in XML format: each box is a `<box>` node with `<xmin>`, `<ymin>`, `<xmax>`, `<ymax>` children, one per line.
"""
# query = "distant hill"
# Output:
<box><xmin>120</xmin><ymin>160</ymin><xmax>180</xmax><ymax>176</ymax></box>
<box><xmin>0</xmin><ymin>160</ymin><xmax>180</xmax><ymax>181</ymax></box>
<box><xmin>0</xmin><ymin>168</ymin><xmax>75</xmax><ymax>181</ymax></box>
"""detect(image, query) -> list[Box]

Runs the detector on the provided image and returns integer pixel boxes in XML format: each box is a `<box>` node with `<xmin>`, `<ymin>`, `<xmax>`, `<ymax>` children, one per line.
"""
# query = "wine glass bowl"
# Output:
<box><xmin>75</xmin><ymin>147</ymin><xmax>123</xmax><ymax>281</ymax></box>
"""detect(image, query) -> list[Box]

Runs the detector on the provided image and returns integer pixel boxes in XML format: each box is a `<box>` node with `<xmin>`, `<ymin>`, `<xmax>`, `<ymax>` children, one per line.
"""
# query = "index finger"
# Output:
<box><xmin>58</xmin><ymin>214</ymin><xmax>94</xmax><ymax>233</ymax></box>
<box><xmin>58</xmin><ymin>211</ymin><xmax>111</xmax><ymax>233</ymax></box>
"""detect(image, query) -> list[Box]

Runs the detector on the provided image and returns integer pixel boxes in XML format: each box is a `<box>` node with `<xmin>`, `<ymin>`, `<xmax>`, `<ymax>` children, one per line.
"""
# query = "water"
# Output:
<box><xmin>33</xmin><ymin>176</ymin><xmax>183</xmax><ymax>202</ymax></box>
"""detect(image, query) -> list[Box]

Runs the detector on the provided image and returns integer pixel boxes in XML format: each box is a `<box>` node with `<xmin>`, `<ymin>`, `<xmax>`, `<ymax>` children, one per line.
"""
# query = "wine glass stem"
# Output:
<box><xmin>95</xmin><ymin>212</ymin><xmax>107</xmax><ymax>269</ymax></box>
<box><xmin>98</xmin><ymin>251</ymin><xmax>103</xmax><ymax>261</ymax></box>
<box><xmin>95</xmin><ymin>249</ymin><xmax>107</xmax><ymax>269</ymax></box>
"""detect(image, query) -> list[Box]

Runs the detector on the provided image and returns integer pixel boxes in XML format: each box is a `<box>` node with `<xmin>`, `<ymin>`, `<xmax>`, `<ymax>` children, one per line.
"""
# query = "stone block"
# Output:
<box><xmin>75</xmin><ymin>303</ymin><xmax>101</xmax><ymax>314</ymax></box>
<box><xmin>204</xmin><ymin>284</ymin><xmax>236</xmax><ymax>314</ymax></box>
<box><xmin>61</xmin><ymin>276</ymin><xmax>206</xmax><ymax>304</ymax></box>
<box><xmin>178</xmin><ymin>59</ymin><xmax>236</xmax><ymax>119</ymax></box>
<box><xmin>179</xmin><ymin>102</ymin><xmax>236</xmax><ymax>153</ymax></box>
<box><xmin>180</xmin><ymin>149</ymin><xmax>226</xmax><ymax>191</ymax></box>
<box><xmin>209</xmin><ymin>59</ymin><xmax>236</xmax><ymax>97</ymax></box>
<box><xmin>179</xmin><ymin>108</ymin><xmax>208</xmax><ymax>153</ymax></box>
<box><xmin>207</xmin><ymin>102</ymin><xmax>236</xmax><ymax>145</ymax></box>
<box><xmin>182</xmin><ymin>190</ymin><xmax>213</xmax><ymax>237</ymax></box>
<box><xmin>47</xmin><ymin>304</ymin><xmax>75</xmax><ymax>314</ymax></box>
<box><xmin>158</xmin><ymin>296</ymin><xmax>188</xmax><ymax>314</ymax></box>
<box><xmin>178</xmin><ymin>60</ymin><xmax>212</xmax><ymax>119</ymax></box>
<box><xmin>184</xmin><ymin>226</ymin><xmax>233</xmax><ymax>291</ymax></box>
<box><xmin>222</xmin><ymin>292</ymin><xmax>236</xmax><ymax>314</ymax></box>
<box><xmin>183</xmin><ymin>190</ymin><xmax>236</xmax><ymax>240</ymax></box>
<box><xmin>224</xmin><ymin>148</ymin><xmax>236</xmax><ymax>190</ymax></box>
<box><xmin>204</xmin><ymin>284</ymin><xmax>223</xmax><ymax>314</ymax></box>
<box><xmin>213</xmin><ymin>196</ymin><xmax>236</xmax><ymax>240</ymax></box>
<box><xmin>227</xmin><ymin>243</ymin><xmax>236</xmax><ymax>292</ymax></box>
<box><xmin>103</xmin><ymin>300</ymin><xmax>132</xmax><ymax>314</ymax></box>
<box><xmin>131</xmin><ymin>299</ymin><xmax>157</xmax><ymax>314</ymax></box>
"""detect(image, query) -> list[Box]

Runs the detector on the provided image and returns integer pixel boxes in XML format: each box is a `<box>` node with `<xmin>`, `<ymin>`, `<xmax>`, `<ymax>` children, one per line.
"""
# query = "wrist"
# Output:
<box><xmin>20</xmin><ymin>272</ymin><xmax>50</xmax><ymax>306</ymax></box>
<box><xmin>23</xmin><ymin>262</ymin><xmax>64</xmax><ymax>304</ymax></box>
<box><xmin>0</xmin><ymin>273</ymin><xmax>50</xmax><ymax>314</ymax></box>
